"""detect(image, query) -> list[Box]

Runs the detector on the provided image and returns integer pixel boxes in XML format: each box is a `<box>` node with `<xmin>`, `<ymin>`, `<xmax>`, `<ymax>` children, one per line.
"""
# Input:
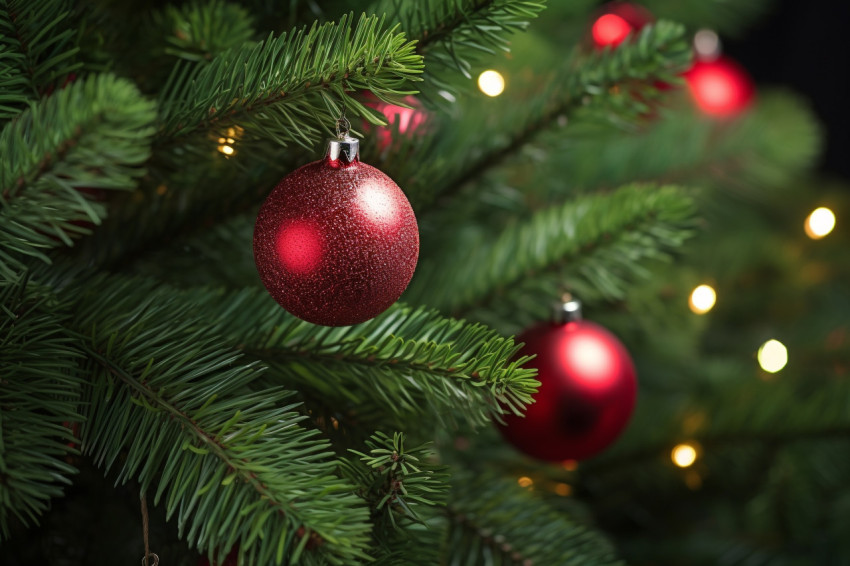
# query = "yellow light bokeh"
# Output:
<box><xmin>217</xmin><ymin>144</ymin><xmax>235</xmax><ymax>156</ymax></box>
<box><xmin>805</xmin><ymin>207</ymin><xmax>836</xmax><ymax>239</ymax></box>
<box><xmin>478</xmin><ymin>70</ymin><xmax>505</xmax><ymax>97</ymax></box>
<box><xmin>671</xmin><ymin>443</ymin><xmax>698</xmax><ymax>468</ymax></box>
<box><xmin>689</xmin><ymin>284</ymin><xmax>717</xmax><ymax>314</ymax></box>
<box><xmin>517</xmin><ymin>476</ymin><xmax>533</xmax><ymax>488</ymax></box>
<box><xmin>554</xmin><ymin>483</ymin><xmax>572</xmax><ymax>496</ymax></box>
<box><xmin>758</xmin><ymin>339</ymin><xmax>788</xmax><ymax>373</ymax></box>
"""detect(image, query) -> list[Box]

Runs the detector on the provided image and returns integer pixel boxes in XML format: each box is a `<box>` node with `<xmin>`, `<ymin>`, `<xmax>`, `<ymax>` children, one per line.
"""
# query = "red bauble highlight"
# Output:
<box><xmin>365</xmin><ymin>95</ymin><xmax>427</xmax><ymax>150</ymax></box>
<box><xmin>684</xmin><ymin>56</ymin><xmax>754</xmax><ymax>117</ymax></box>
<box><xmin>591</xmin><ymin>2</ymin><xmax>653</xmax><ymax>48</ymax></box>
<box><xmin>499</xmin><ymin>320</ymin><xmax>637</xmax><ymax>462</ymax></box>
<box><xmin>253</xmin><ymin>145</ymin><xmax>418</xmax><ymax>327</ymax></box>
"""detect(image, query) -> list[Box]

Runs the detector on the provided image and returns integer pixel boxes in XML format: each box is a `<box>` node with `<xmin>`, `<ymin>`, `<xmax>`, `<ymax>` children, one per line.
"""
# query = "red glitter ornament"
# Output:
<box><xmin>254</xmin><ymin>136</ymin><xmax>418</xmax><ymax>326</ymax></box>
<box><xmin>590</xmin><ymin>2</ymin><xmax>653</xmax><ymax>48</ymax></box>
<box><xmin>498</xmin><ymin>300</ymin><xmax>637</xmax><ymax>462</ymax></box>
<box><xmin>684</xmin><ymin>56</ymin><xmax>754</xmax><ymax>117</ymax></box>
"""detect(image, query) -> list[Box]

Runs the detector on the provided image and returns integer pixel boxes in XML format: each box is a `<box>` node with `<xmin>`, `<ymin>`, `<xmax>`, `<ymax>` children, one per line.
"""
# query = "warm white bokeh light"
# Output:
<box><xmin>671</xmin><ymin>443</ymin><xmax>698</xmax><ymax>468</ymax></box>
<box><xmin>758</xmin><ymin>339</ymin><xmax>788</xmax><ymax>373</ymax></box>
<box><xmin>478</xmin><ymin>70</ymin><xmax>506</xmax><ymax>97</ymax></box>
<box><xmin>517</xmin><ymin>476</ymin><xmax>533</xmax><ymax>488</ymax></box>
<box><xmin>689</xmin><ymin>284</ymin><xmax>717</xmax><ymax>314</ymax></box>
<box><xmin>805</xmin><ymin>207</ymin><xmax>836</xmax><ymax>239</ymax></box>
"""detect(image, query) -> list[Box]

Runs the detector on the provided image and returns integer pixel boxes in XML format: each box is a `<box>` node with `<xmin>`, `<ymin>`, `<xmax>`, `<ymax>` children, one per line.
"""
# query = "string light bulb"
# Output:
<box><xmin>478</xmin><ymin>70</ymin><xmax>505</xmax><ymax>97</ymax></box>
<box><xmin>671</xmin><ymin>443</ymin><xmax>698</xmax><ymax>468</ymax></box>
<box><xmin>216</xmin><ymin>126</ymin><xmax>243</xmax><ymax>157</ymax></box>
<box><xmin>689</xmin><ymin>284</ymin><xmax>717</xmax><ymax>314</ymax></box>
<box><xmin>805</xmin><ymin>207</ymin><xmax>836</xmax><ymax>239</ymax></box>
<box><xmin>758</xmin><ymin>339</ymin><xmax>788</xmax><ymax>373</ymax></box>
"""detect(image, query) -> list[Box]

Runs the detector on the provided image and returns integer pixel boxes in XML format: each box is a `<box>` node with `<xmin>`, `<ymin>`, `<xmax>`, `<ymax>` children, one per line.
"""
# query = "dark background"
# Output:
<box><xmin>727</xmin><ymin>0</ymin><xmax>850</xmax><ymax>180</ymax></box>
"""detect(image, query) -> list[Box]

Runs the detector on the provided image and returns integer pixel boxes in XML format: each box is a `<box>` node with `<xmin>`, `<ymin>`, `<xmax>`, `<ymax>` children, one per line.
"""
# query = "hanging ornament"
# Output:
<box><xmin>364</xmin><ymin>94</ymin><xmax>427</xmax><ymax>151</ymax></box>
<box><xmin>684</xmin><ymin>56</ymin><xmax>754</xmax><ymax>117</ymax></box>
<box><xmin>498</xmin><ymin>299</ymin><xmax>637</xmax><ymax>462</ymax></box>
<box><xmin>590</xmin><ymin>2</ymin><xmax>653</xmax><ymax>48</ymax></box>
<box><xmin>253</xmin><ymin>122</ymin><xmax>419</xmax><ymax>326</ymax></box>
<box><xmin>684</xmin><ymin>30</ymin><xmax>754</xmax><ymax>117</ymax></box>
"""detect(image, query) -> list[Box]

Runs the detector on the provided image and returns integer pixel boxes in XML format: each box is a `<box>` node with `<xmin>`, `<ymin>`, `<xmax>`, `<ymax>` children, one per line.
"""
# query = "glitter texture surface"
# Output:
<box><xmin>254</xmin><ymin>154</ymin><xmax>419</xmax><ymax>326</ymax></box>
<box><xmin>498</xmin><ymin>320</ymin><xmax>637</xmax><ymax>462</ymax></box>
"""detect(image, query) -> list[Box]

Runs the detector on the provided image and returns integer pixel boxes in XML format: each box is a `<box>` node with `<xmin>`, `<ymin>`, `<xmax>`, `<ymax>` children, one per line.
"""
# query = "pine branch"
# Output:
<box><xmin>405</xmin><ymin>184</ymin><xmax>696</xmax><ymax>331</ymax></box>
<box><xmin>372</xmin><ymin>0</ymin><xmax>547</xmax><ymax>80</ymax></box>
<box><xmin>340</xmin><ymin>431</ymin><xmax>449</xmax><ymax>565</ymax></box>
<box><xmin>445</xmin><ymin>473</ymin><xmax>623</xmax><ymax>565</ymax></box>
<box><xmin>0</xmin><ymin>276</ymin><xmax>83</xmax><ymax>539</ymax></box>
<box><xmin>185</xmin><ymin>286</ymin><xmax>539</xmax><ymax>429</ymax></box>
<box><xmin>0</xmin><ymin>73</ymin><xmax>156</xmax><ymax>279</ymax></box>
<box><xmin>157</xmin><ymin>13</ymin><xmax>424</xmax><ymax>148</ymax></box>
<box><xmin>393</xmin><ymin>20</ymin><xmax>692</xmax><ymax>209</ymax></box>
<box><xmin>521</xmin><ymin>91</ymin><xmax>822</xmax><ymax>206</ymax></box>
<box><xmin>0</xmin><ymin>0</ymin><xmax>82</xmax><ymax>120</ymax></box>
<box><xmin>70</xmin><ymin>275</ymin><xmax>372</xmax><ymax>565</ymax></box>
<box><xmin>152</xmin><ymin>0</ymin><xmax>256</xmax><ymax>63</ymax></box>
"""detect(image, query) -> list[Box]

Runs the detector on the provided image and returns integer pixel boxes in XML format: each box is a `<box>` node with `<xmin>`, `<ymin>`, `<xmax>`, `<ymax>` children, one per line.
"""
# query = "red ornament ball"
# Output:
<box><xmin>684</xmin><ymin>56</ymin><xmax>755</xmax><ymax>117</ymax></box>
<box><xmin>253</xmin><ymin>139</ymin><xmax>419</xmax><ymax>326</ymax></box>
<box><xmin>591</xmin><ymin>2</ymin><xmax>653</xmax><ymax>48</ymax></box>
<box><xmin>499</xmin><ymin>318</ymin><xmax>637</xmax><ymax>462</ymax></box>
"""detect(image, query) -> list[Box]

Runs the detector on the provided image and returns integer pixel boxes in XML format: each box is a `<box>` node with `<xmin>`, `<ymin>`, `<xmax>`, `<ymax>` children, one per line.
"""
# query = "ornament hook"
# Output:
<box><xmin>335</xmin><ymin>98</ymin><xmax>351</xmax><ymax>139</ymax></box>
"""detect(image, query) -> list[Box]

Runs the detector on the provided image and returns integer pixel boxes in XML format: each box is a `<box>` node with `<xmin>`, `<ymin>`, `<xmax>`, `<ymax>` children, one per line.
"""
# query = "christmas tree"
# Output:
<box><xmin>3</xmin><ymin>0</ymin><xmax>847</xmax><ymax>564</ymax></box>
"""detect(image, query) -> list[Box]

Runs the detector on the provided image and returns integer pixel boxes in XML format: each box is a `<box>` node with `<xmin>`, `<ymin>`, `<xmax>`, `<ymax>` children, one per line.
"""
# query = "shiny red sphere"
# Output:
<box><xmin>254</xmin><ymin>155</ymin><xmax>418</xmax><ymax>326</ymax></box>
<box><xmin>684</xmin><ymin>56</ymin><xmax>755</xmax><ymax>117</ymax></box>
<box><xmin>591</xmin><ymin>2</ymin><xmax>653</xmax><ymax>48</ymax></box>
<box><xmin>499</xmin><ymin>320</ymin><xmax>637</xmax><ymax>462</ymax></box>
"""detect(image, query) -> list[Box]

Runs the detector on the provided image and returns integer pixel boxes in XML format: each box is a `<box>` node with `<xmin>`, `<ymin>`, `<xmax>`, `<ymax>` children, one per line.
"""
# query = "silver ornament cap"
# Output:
<box><xmin>551</xmin><ymin>297</ymin><xmax>583</xmax><ymax>324</ymax></box>
<box><xmin>327</xmin><ymin>136</ymin><xmax>359</xmax><ymax>165</ymax></box>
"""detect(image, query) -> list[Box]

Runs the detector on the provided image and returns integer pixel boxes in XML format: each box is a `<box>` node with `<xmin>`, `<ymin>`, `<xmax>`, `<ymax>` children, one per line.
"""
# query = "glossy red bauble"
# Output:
<box><xmin>591</xmin><ymin>2</ymin><xmax>653</xmax><ymax>48</ymax></box>
<box><xmin>499</xmin><ymin>319</ymin><xmax>637</xmax><ymax>462</ymax></box>
<box><xmin>253</xmin><ymin>142</ymin><xmax>418</xmax><ymax>326</ymax></box>
<box><xmin>684</xmin><ymin>56</ymin><xmax>755</xmax><ymax>117</ymax></box>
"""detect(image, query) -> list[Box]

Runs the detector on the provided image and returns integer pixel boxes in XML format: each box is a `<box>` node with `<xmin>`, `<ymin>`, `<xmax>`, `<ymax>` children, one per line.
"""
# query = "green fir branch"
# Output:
<box><xmin>341</xmin><ymin>431</ymin><xmax>449</xmax><ymax>564</ymax></box>
<box><xmin>212</xmin><ymin>289</ymin><xmax>539</xmax><ymax>429</ymax></box>
<box><xmin>0</xmin><ymin>73</ymin><xmax>156</xmax><ymax>279</ymax></box>
<box><xmin>152</xmin><ymin>0</ymin><xmax>256</xmax><ymax>63</ymax></box>
<box><xmin>445</xmin><ymin>473</ymin><xmax>623</xmax><ymax>565</ymax></box>
<box><xmin>397</xmin><ymin>20</ymin><xmax>692</xmax><ymax>209</ymax></box>
<box><xmin>157</xmin><ymin>13</ymin><xmax>424</xmax><ymax>148</ymax></box>
<box><xmin>71</xmin><ymin>275</ymin><xmax>372</xmax><ymax>565</ymax></box>
<box><xmin>406</xmin><ymin>184</ymin><xmax>696</xmax><ymax>331</ymax></box>
<box><xmin>372</xmin><ymin>0</ymin><xmax>547</xmax><ymax>79</ymax></box>
<box><xmin>0</xmin><ymin>276</ymin><xmax>83</xmax><ymax>539</ymax></box>
<box><xmin>0</xmin><ymin>0</ymin><xmax>82</xmax><ymax>120</ymax></box>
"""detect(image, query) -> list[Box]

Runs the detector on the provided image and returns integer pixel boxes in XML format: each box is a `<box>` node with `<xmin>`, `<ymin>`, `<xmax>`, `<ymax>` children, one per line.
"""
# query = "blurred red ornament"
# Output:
<box><xmin>198</xmin><ymin>548</ymin><xmax>237</xmax><ymax>566</ymax></box>
<box><xmin>684</xmin><ymin>56</ymin><xmax>754</xmax><ymax>117</ymax></box>
<box><xmin>498</xmin><ymin>301</ymin><xmax>637</xmax><ymax>462</ymax></box>
<box><xmin>253</xmin><ymin>136</ymin><xmax>419</xmax><ymax>326</ymax></box>
<box><xmin>365</xmin><ymin>95</ymin><xmax>427</xmax><ymax>150</ymax></box>
<box><xmin>591</xmin><ymin>2</ymin><xmax>653</xmax><ymax>48</ymax></box>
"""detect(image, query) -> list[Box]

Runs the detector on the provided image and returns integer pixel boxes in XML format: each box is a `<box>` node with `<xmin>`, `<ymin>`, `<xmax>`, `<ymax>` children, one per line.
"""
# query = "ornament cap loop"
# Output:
<box><xmin>327</xmin><ymin>136</ymin><xmax>360</xmax><ymax>165</ymax></box>
<box><xmin>552</xmin><ymin>298</ymin><xmax>583</xmax><ymax>324</ymax></box>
